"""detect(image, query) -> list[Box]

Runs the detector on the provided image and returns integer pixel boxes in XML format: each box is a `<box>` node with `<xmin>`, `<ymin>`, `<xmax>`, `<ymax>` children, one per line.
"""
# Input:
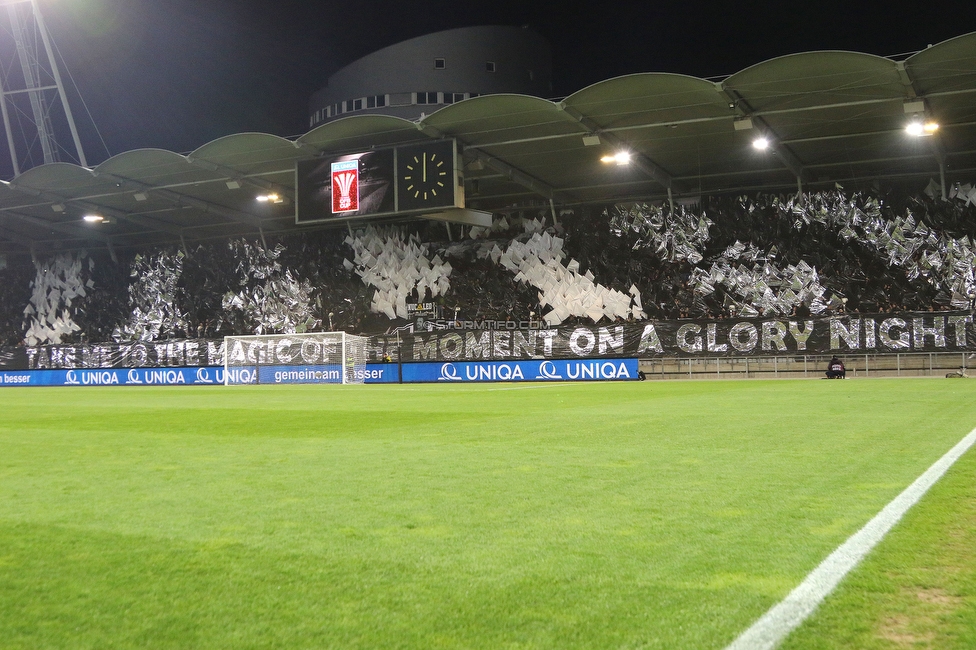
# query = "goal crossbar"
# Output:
<box><xmin>222</xmin><ymin>331</ymin><xmax>369</xmax><ymax>385</ymax></box>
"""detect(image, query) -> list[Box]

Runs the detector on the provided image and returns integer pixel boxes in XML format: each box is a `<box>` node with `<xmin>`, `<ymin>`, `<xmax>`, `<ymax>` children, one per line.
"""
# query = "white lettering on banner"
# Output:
<box><xmin>569</xmin><ymin>328</ymin><xmax>595</xmax><ymax>356</ymax></box>
<box><xmin>566</xmin><ymin>361</ymin><xmax>631</xmax><ymax>380</ymax></box>
<box><xmin>272</xmin><ymin>368</ymin><xmax>340</xmax><ymax>383</ymax></box>
<box><xmin>913</xmin><ymin>317</ymin><xmax>946</xmax><ymax>347</ymax></box>
<box><xmin>145</xmin><ymin>370</ymin><xmax>186</xmax><ymax>385</ymax></box>
<box><xmin>789</xmin><ymin>320</ymin><xmax>814</xmax><ymax>350</ymax></box>
<box><xmin>598</xmin><ymin>327</ymin><xmax>624</xmax><ymax>354</ymax></box>
<box><xmin>439</xmin><ymin>333</ymin><xmax>463</xmax><ymax>359</ymax></box>
<box><xmin>539</xmin><ymin>330</ymin><xmax>558</xmax><ymax>356</ymax></box>
<box><xmin>729</xmin><ymin>322</ymin><xmax>758</xmax><ymax>352</ymax></box>
<box><xmin>830</xmin><ymin>318</ymin><xmax>862</xmax><ymax>350</ymax></box>
<box><xmin>762</xmin><ymin>321</ymin><xmax>788</xmax><ymax>352</ymax></box>
<box><xmin>276</xmin><ymin>339</ymin><xmax>296</xmax><ymax>363</ymax></box>
<box><xmin>864</xmin><ymin>318</ymin><xmax>877</xmax><ymax>349</ymax></box>
<box><xmin>221</xmin><ymin>368</ymin><xmax>256</xmax><ymax>384</ymax></box>
<box><xmin>949</xmin><ymin>315</ymin><xmax>972</xmax><ymax>347</ymax></box>
<box><xmin>127</xmin><ymin>369</ymin><xmax>143</xmax><ymax>384</ymax></box>
<box><xmin>637</xmin><ymin>323</ymin><xmax>664</xmax><ymax>353</ymax></box>
<box><xmin>2</xmin><ymin>373</ymin><xmax>30</xmax><ymax>384</ymax></box>
<box><xmin>195</xmin><ymin>368</ymin><xmax>215</xmax><ymax>384</ymax></box>
<box><xmin>229</xmin><ymin>341</ymin><xmax>246</xmax><ymax>364</ymax></box>
<box><xmin>81</xmin><ymin>371</ymin><xmax>119</xmax><ymax>385</ymax></box>
<box><xmin>464</xmin><ymin>364</ymin><xmax>525</xmax><ymax>381</ymax></box>
<box><xmin>353</xmin><ymin>368</ymin><xmax>385</xmax><ymax>381</ymax></box>
<box><xmin>879</xmin><ymin>318</ymin><xmax>910</xmax><ymax>349</ymax></box>
<box><xmin>707</xmin><ymin>323</ymin><xmax>728</xmax><ymax>353</ymax></box>
<box><xmin>677</xmin><ymin>323</ymin><xmax>703</xmax><ymax>353</ymax></box>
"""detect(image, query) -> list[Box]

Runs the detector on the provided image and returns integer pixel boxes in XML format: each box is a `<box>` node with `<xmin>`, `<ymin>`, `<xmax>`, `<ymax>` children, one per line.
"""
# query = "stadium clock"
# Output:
<box><xmin>396</xmin><ymin>140</ymin><xmax>458</xmax><ymax>212</ymax></box>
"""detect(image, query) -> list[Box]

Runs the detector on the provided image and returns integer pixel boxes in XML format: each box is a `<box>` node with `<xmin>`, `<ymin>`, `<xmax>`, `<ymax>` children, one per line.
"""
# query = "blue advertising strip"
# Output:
<box><xmin>258</xmin><ymin>364</ymin><xmax>343</xmax><ymax>384</ymax></box>
<box><xmin>1</xmin><ymin>367</ymin><xmax>226</xmax><ymax>387</ymax></box>
<box><xmin>258</xmin><ymin>364</ymin><xmax>401</xmax><ymax>384</ymax></box>
<box><xmin>401</xmin><ymin>358</ymin><xmax>640</xmax><ymax>383</ymax></box>
<box><xmin>1</xmin><ymin>364</ymin><xmax>401</xmax><ymax>387</ymax></box>
<box><xmin>357</xmin><ymin>364</ymin><xmax>400</xmax><ymax>383</ymax></box>
<box><xmin>3</xmin><ymin>361</ymin><xmax>640</xmax><ymax>387</ymax></box>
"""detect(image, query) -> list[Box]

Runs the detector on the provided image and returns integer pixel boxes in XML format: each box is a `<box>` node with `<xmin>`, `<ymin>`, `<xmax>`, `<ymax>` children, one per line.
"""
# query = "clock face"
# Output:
<box><xmin>396</xmin><ymin>140</ymin><xmax>457</xmax><ymax>212</ymax></box>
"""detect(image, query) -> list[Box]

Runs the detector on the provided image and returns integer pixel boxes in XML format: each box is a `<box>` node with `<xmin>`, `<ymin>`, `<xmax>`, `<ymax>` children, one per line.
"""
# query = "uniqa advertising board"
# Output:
<box><xmin>402</xmin><ymin>358</ymin><xmax>639</xmax><ymax>382</ymax></box>
<box><xmin>1</xmin><ymin>360</ymin><xmax>638</xmax><ymax>387</ymax></box>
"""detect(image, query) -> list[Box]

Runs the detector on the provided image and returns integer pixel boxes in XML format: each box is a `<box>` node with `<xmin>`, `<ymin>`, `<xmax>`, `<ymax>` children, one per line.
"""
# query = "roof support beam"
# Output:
<box><xmin>558</xmin><ymin>102</ymin><xmax>676</xmax><ymax>192</ymax></box>
<box><xmin>187</xmin><ymin>156</ymin><xmax>293</xmax><ymax>200</ymax></box>
<box><xmin>418</xmin><ymin>123</ymin><xmax>568</xmax><ymax>204</ymax></box>
<box><xmin>0</xmin><ymin>207</ymin><xmax>112</xmax><ymax>246</ymax></box>
<box><xmin>91</xmin><ymin>171</ymin><xmax>267</xmax><ymax>230</ymax></box>
<box><xmin>722</xmin><ymin>85</ymin><xmax>809</xmax><ymax>185</ymax></box>
<box><xmin>895</xmin><ymin>61</ymin><xmax>918</xmax><ymax>99</ymax></box>
<box><xmin>148</xmin><ymin>187</ymin><xmax>266</xmax><ymax>229</ymax></box>
<box><xmin>467</xmin><ymin>149</ymin><xmax>557</xmax><ymax>201</ymax></box>
<box><xmin>11</xmin><ymin>178</ymin><xmax>188</xmax><ymax>240</ymax></box>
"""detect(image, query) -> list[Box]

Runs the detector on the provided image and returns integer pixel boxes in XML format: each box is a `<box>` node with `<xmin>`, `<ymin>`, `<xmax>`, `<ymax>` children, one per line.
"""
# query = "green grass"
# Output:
<box><xmin>781</xmin><ymin>421</ymin><xmax>976</xmax><ymax>650</ymax></box>
<box><xmin>0</xmin><ymin>379</ymin><xmax>974</xmax><ymax>649</ymax></box>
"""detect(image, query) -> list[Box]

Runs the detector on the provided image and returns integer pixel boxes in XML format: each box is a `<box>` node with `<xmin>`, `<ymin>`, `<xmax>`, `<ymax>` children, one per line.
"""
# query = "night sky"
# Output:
<box><xmin>25</xmin><ymin>0</ymin><xmax>976</xmax><ymax>169</ymax></box>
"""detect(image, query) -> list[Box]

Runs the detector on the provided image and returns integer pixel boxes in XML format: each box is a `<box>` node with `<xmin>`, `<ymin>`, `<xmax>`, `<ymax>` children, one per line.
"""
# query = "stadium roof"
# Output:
<box><xmin>1</xmin><ymin>31</ymin><xmax>974</xmax><ymax>257</ymax></box>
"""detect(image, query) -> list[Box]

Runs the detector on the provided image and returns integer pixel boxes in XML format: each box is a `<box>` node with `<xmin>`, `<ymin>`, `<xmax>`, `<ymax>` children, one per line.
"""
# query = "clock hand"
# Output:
<box><xmin>423</xmin><ymin>153</ymin><xmax>427</xmax><ymax>182</ymax></box>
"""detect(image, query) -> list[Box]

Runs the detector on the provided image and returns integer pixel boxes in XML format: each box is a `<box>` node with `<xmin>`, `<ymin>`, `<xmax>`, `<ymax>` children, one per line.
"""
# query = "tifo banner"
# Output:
<box><xmin>0</xmin><ymin>312</ymin><xmax>972</xmax><ymax>372</ymax></box>
<box><xmin>375</xmin><ymin>311</ymin><xmax>975</xmax><ymax>362</ymax></box>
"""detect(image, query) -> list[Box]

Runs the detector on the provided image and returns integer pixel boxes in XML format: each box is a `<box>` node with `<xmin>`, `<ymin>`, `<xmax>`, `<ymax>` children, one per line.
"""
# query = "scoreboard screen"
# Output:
<box><xmin>295</xmin><ymin>140</ymin><xmax>461</xmax><ymax>224</ymax></box>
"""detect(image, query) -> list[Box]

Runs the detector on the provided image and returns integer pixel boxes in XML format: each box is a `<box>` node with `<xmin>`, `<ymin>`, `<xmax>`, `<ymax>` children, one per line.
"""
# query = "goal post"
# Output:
<box><xmin>222</xmin><ymin>331</ymin><xmax>369</xmax><ymax>385</ymax></box>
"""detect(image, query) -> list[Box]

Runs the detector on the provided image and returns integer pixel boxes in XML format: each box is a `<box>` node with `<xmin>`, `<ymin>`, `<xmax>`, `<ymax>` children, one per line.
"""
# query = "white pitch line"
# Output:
<box><xmin>725</xmin><ymin>424</ymin><xmax>976</xmax><ymax>650</ymax></box>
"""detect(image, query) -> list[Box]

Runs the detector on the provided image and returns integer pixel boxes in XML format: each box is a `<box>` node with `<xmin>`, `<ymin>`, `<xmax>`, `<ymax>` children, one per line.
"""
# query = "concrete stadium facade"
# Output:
<box><xmin>308</xmin><ymin>25</ymin><xmax>552</xmax><ymax>127</ymax></box>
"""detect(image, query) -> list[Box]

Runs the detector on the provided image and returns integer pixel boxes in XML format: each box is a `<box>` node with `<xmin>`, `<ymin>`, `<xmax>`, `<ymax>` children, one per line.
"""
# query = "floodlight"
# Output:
<box><xmin>906</xmin><ymin>121</ymin><xmax>938</xmax><ymax>136</ymax></box>
<box><xmin>256</xmin><ymin>193</ymin><xmax>282</xmax><ymax>203</ymax></box>
<box><xmin>83</xmin><ymin>214</ymin><xmax>104</xmax><ymax>223</ymax></box>
<box><xmin>601</xmin><ymin>151</ymin><xmax>631</xmax><ymax>165</ymax></box>
<box><xmin>752</xmin><ymin>137</ymin><xmax>769</xmax><ymax>150</ymax></box>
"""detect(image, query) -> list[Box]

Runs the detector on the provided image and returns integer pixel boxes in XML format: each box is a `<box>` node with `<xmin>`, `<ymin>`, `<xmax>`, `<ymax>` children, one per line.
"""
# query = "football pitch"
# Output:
<box><xmin>1</xmin><ymin>379</ymin><xmax>975</xmax><ymax>649</ymax></box>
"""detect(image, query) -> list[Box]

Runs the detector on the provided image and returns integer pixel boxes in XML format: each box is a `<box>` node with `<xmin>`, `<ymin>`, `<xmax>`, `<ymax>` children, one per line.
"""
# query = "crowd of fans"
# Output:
<box><xmin>0</xmin><ymin>185</ymin><xmax>973</xmax><ymax>348</ymax></box>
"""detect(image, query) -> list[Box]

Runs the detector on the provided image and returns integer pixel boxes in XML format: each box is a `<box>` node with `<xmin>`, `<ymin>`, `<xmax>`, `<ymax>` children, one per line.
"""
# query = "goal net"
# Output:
<box><xmin>223</xmin><ymin>331</ymin><xmax>369</xmax><ymax>385</ymax></box>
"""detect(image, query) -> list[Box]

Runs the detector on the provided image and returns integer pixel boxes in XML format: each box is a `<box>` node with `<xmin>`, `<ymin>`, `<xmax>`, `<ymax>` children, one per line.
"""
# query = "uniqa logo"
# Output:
<box><xmin>565</xmin><ymin>361</ymin><xmax>632</xmax><ymax>380</ymax></box>
<box><xmin>464</xmin><ymin>364</ymin><xmax>524</xmax><ymax>381</ymax></box>
<box><xmin>145</xmin><ymin>370</ymin><xmax>186</xmax><ymax>384</ymax></box>
<box><xmin>65</xmin><ymin>370</ymin><xmax>80</xmax><ymax>385</ymax></box>
<box><xmin>438</xmin><ymin>363</ymin><xmax>461</xmax><ymax>381</ymax></box>
<box><xmin>81</xmin><ymin>371</ymin><xmax>120</xmax><ymax>385</ymax></box>
<box><xmin>222</xmin><ymin>368</ymin><xmax>256</xmax><ymax>384</ymax></box>
<box><xmin>535</xmin><ymin>361</ymin><xmax>562</xmax><ymax>380</ymax></box>
<box><xmin>127</xmin><ymin>369</ymin><xmax>143</xmax><ymax>384</ymax></box>
<box><xmin>195</xmin><ymin>368</ymin><xmax>214</xmax><ymax>384</ymax></box>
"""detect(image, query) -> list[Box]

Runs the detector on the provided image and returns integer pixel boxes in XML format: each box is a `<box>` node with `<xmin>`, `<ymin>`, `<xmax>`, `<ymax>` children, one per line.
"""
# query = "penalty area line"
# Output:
<box><xmin>725</xmin><ymin>424</ymin><xmax>976</xmax><ymax>650</ymax></box>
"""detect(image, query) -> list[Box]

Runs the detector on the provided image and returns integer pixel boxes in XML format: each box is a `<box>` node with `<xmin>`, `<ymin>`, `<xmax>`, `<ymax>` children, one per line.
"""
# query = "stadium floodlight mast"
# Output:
<box><xmin>0</xmin><ymin>0</ymin><xmax>88</xmax><ymax>175</ymax></box>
